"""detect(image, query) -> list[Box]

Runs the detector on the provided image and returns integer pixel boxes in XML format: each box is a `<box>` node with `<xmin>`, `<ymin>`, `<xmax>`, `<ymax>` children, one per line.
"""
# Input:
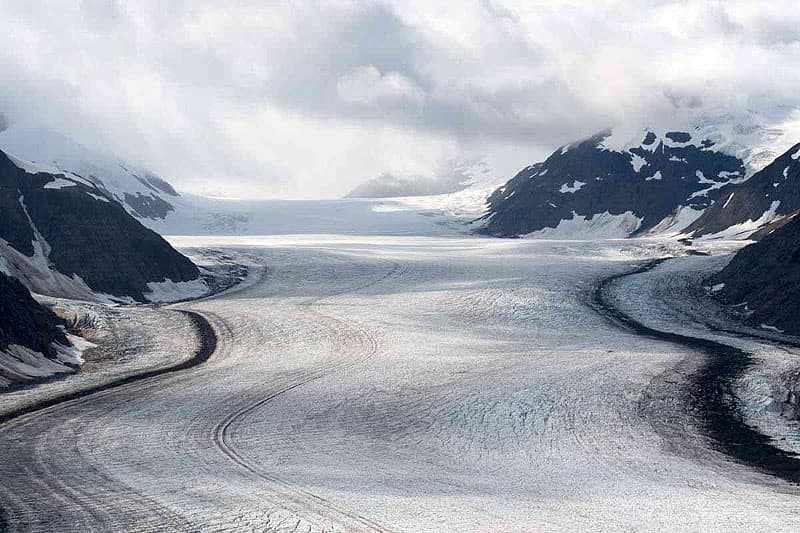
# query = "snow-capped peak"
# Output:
<box><xmin>0</xmin><ymin>124</ymin><xmax>179</xmax><ymax>220</ymax></box>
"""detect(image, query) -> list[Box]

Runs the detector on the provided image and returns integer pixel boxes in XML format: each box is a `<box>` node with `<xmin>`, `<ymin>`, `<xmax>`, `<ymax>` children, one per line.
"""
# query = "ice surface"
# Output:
<box><xmin>1</xmin><ymin>235</ymin><xmax>799</xmax><ymax>531</ymax></box>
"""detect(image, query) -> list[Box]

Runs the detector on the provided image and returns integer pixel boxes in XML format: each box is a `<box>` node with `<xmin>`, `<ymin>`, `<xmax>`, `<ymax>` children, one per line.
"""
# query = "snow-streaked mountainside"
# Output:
<box><xmin>0</xmin><ymin>149</ymin><xmax>205</xmax><ymax>303</ymax></box>
<box><xmin>479</xmin><ymin>109</ymin><xmax>800</xmax><ymax>239</ymax></box>
<box><xmin>479</xmin><ymin>128</ymin><xmax>746</xmax><ymax>237</ymax></box>
<box><xmin>711</xmin><ymin>210</ymin><xmax>800</xmax><ymax>334</ymax></box>
<box><xmin>0</xmin><ymin>270</ymin><xmax>88</xmax><ymax>386</ymax></box>
<box><xmin>0</xmin><ymin>125</ymin><xmax>179</xmax><ymax>221</ymax></box>
<box><xmin>685</xmin><ymin>143</ymin><xmax>800</xmax><ymax>239</ymax></box>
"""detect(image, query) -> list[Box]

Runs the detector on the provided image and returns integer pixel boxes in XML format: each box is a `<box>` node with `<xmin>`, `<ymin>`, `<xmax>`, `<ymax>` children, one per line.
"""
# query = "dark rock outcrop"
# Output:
<box><xmin>0</xmin><ymin>149</ymin><xmax>200</xmax><ymax>301</ymax></box>
<box><xmin>479</xmin><ymin>129</ymin><xmax>745</xmax><ymax>237</ymax></box>
<box><xmin>686</xmin><ymin>143</ymin><xmax>800</xmax><ymax>238</ymax></box>
<box><xmin>123</xmin><ymin>192</ymin><xmax>175</xmax><ymax>219</ymax></box>
<box><xmin>0</xmin><ymin>270</ymin><xmax>68</xmax><ymax>358</ymax></box>
<box><xmin>711</xmin><ymin>211</ymin><xmax>800</xmax><ymax>334</ymax></box>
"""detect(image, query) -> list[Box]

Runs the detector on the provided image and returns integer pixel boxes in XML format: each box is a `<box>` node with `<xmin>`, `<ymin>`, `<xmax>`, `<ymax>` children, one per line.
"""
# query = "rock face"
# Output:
<box><xmin>711</xmin><ymin>211</ymin><xmax>800</xmax><ymax>334</ymax></box>
<box><xmin>0</xmin><ymin>149</ymin><xmax>200</xmax><ymax>302</ymax></box>
<box><xmin>479</xmin><ymin>129</ymin><xmax>746</xmax><ymax>237</ymax></box>
<box><xmin>686</xmin><ymin>143</ymin><xmax>800</xmax><ymax>238</ymax></box>
<box><xmin>0</xmin><ymin>270</ymin><xmax>68</xmax><ymax>359</ymax></box>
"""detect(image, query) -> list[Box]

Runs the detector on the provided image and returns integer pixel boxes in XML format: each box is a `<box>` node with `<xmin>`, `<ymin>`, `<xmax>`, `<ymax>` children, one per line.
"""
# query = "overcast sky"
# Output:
<box><xmin>2</xmin><ymin>1</ymin><xmax>800</xmax><ymax>198</ymax></box>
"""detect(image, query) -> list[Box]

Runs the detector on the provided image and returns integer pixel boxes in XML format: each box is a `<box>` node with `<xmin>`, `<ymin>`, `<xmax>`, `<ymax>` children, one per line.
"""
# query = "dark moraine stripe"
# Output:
<box><xmin>592</xmin><ymin>259</ymin><xmax>800</xmax><ymax>484</ymax></box>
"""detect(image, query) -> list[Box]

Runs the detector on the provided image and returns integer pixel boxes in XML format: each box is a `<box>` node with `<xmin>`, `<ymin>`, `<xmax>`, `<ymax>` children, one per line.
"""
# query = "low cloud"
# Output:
<box><xmin>1</xmin><ymin>1</ymin><xmax>798</xmax><ymax>198</ymax></box>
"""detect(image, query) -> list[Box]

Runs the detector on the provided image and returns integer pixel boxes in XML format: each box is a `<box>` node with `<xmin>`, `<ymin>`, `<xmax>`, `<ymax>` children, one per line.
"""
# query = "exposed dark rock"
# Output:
<box><xmin>141</xmin><ymin>173</ymin><xmax>179</xmax><ymax>196</ymax></box>
<box><xmin>479</xmin><ymin>130</ymin><xmax>745</xmax><ymax>237</ymax></box>
<box><xmin>0</xmin><ymin>270</ymin><xmax>68</xmax><ymax>358</ymax></box>
<box><xmin>0</xmin><ymin>149</ymin><xmax>199</xmax><ymax>301</ymax></box>
<box><xmin>123</xmin><ymin>192</ymin><xmax>175</xmax><ymax>219</ymax></box>
<box><xmin>687</xmin><ymin>143</ymin><xmax>800</xmax><ymax>238</ymax></box>
<box><xmin>666</xmin><ymin>131</ymin><xmax>692</xmax><ymax>143</ymax></box>
<box><xmin>0</xmin><ymin>180</ymin><xmax>35</xmax><ymax>256</ymax></box>
<box><xmin>711</xmin><ymin>211</ymin><xmax>800</xmax><ymax>334</ymax></box>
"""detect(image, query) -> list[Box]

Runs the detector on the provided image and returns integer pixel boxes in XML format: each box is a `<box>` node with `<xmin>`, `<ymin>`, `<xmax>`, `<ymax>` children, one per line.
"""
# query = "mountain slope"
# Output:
<box><xmin>0</xmin><ymin>270</ymin><xmax>80</xmax><ymax>386</ymax></box>
<box><xmin>686</xmin><ymin>143</ymin><xmax>800</xmax><ymax>239</ymax></box>
<box><xmin>710</xmin><ymin>211</ymin><xmax>800</xmax><ymax>334</ymax></box>
<box><xmin>0</xmin><ymin>125</ymin><xmax>179</xmax><ymax>221</ymax></box>
<box><xmin>0</xmin><ymin>149</ymin><xmax>203</xmax><ymax>302</ymax></box>
<box><xmin>479</xmin><ymin>129</ymin><xmax>746</xmax><ymax>237</ymax></box>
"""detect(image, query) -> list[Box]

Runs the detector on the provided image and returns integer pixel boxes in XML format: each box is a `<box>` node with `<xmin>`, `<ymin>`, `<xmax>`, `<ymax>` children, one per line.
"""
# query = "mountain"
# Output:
<box><xmin>0</xmin><ymin>149</ymin><xmax>204</xmax><ymax>302</ymax></box>
<box><xmin>346</xmin><ymin>172</ymin><xmax>470</xmax><ymax>198</ymax></box>
<box><xmin>710</xmin><ymin>210</ymin><xmax>800</xmax><ymax>334</ymax></box>
<box><xmin>479</xmin><ymin>129</ymin><xmax>746</xmax><ymax>237</ymax></box>
<box><xmin>684</xmin><ymin>143</ymin><xmax>800</xmax><ymax>239</ymax></box>
<box><xmin>0</xmin><ymin>270</ymin><xmax>81</xmax><ymax>386</ymax></box>
<box><xmin>477</xmin><ymin>104</ymin><xmax>800</xmax><ymax>239</ymax></box>
<box><xmin>346</xmin><ymin>160</ymin><xmax>492</xmax><ymax>199</ymax></box>
<box><xmin>0</xmin><ymin>125</ymin><xmax>179</xmax><ymax>221</ymax></box>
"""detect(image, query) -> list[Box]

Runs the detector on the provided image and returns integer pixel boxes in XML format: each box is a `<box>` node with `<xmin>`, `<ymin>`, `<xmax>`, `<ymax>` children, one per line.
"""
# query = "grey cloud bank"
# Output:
<box><xmin>2</xmin><ymin>1</ymin><xmax>799</xmax><ymax>198</ymax></box>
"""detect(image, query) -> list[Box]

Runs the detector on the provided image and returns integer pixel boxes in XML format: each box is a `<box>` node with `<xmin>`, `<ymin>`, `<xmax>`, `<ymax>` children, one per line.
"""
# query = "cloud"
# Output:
<box><xmin>1</xmin><ymin>1</ymin><xmax>799</xmax><ymax>198</ymax></box>
<box><xmin>336</xmin><ymin>66</ymin><xmax>425</xmax><ymax>107</ymax></box>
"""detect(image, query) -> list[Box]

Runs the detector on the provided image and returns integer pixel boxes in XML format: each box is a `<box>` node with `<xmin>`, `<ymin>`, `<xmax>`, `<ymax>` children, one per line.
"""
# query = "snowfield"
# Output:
<box><xmin>1</xmin><ymin>232</ymin><xmax>799</xmax><ymax>532</ymax></box>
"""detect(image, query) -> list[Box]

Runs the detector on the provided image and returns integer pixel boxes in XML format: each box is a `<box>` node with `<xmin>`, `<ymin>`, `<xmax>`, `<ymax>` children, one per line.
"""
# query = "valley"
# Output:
<box><xmin>2</xmin><ymin>234</ymin><xmax>799</xmax><ymax>531</ymax></box>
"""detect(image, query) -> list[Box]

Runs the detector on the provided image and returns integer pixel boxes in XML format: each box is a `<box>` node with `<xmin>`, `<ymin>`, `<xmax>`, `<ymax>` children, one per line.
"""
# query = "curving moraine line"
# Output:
<box><xmin>591</xmin><ymin>258</ymin><xmax>800</xmax><ymax>484</ymax></box>
<box><xmin>0</xmin><ymin>310</ymin><xmax>218</xmax><ymax>532</ymax></box>
<box><xmin>0</xmin><ymin>311</ymin><xmax>217</xmax><ymax>426</ymax></box>
<box><xmin>211</xmin><ymin>258</ymin><xmax>405</xmax><ymax>533</ymax></box>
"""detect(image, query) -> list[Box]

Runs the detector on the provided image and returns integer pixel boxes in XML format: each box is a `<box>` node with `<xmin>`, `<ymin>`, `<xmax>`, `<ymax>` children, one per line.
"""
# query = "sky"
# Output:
<box><xmin>1</xmin><ymin>1</ymin><xmax>800</xmax><ymax>199</ymax></box>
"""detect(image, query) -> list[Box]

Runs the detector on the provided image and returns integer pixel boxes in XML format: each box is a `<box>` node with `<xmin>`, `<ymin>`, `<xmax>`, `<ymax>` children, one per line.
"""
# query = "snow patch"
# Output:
<box><xmin>526</xmin><ymin>211</ymin><xmax>642</xmax><ymax>239</ymax></box>
<box><xmin>143</xmin><ymin>278</ymin><xmax>209</xmax><ymax>303</ymax></box>
<box><xmin>559</xmin><ymin>180</ymin><xmax>586</xmax><ymax>194</ymax></box>
<box><xmin>43</xmin><ymin>177</ymin><xmax>77</xmax><ymax>189</ymax></box>
<box><xmin>701</xmin><ymin>200</ymin><xmax>781</xmax><ymax>240</ymax></box>
<box><xmin>645</xmin><ymin>171</ymin><xmax>662</xmax><ymax>181</ymax></box>
<box><xmin>0</xmin><ymin>332</ymin><xmax>94</xmax><ymax>386</ymax></box>
<box><xmin>718</xmin><ymin>171</ymin><xmax>740</xmax><ymax>179</ymax></box>
<box><xmin>723</xmin><ymin>193</ymin><xmax>735</xmax><ymax>209</ymax></box>
<box><xmin>86</xmin><ymin>192</ymin><xmax>110</xmax><ymax>202</ymax></box>
<box><xmin>644</xmin><ymin>205</ymin><xmax>704</xmax><ymax>236</ymax></box>
<box><xmin>630</xmin><ymin>153</ymin><xmax>646</xmax><ymax>173</ymax></box>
